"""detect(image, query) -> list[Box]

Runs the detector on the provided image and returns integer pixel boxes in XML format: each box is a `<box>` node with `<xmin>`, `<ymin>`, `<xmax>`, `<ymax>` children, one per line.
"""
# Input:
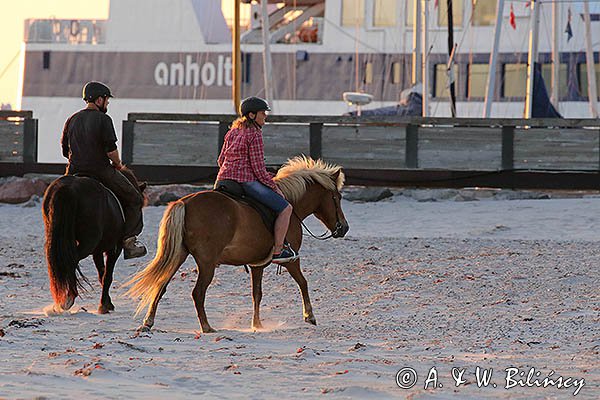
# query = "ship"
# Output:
<box><xmin>17</xmin><ymin>0</ymin><xmax>600</xmax><ymax>162</ymax></box>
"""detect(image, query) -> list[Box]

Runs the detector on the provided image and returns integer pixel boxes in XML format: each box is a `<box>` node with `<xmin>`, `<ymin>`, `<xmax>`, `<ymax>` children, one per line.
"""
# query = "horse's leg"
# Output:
<box><xmin>139</xmin><ymin>285</ymin><xmax>167</xmax><ymax>331</ymax></box>
<box><xmin>93</xmin><ymin>252</ymin><xmax>105</xmax><ymax>284</ymax></box>
<box><xmin>138</xmin><ymin>253</ymin><xmax>188</xmax><ymax>332</ymax></box>
<box><xmin>97</xmin><ymin>249</ymin><xmax>119</xmax><ymax>314</ymax></box>
<box><xmin>250</xmin><ymin>266</ymin><xmax>265</xmax><ymax>330</ymax></box>
<box><xmin>92</xmin><ymin>252</ymin><xmax>109</xmax><ymax>314</ymax></box>
<box><xmin>286</xmin><ymin>260</ymin><xmax>317</xmax><ymax>325</ymax></box>
<box><xmin>191</xmin><ymin>263</ymin><xmax>217</xmax><ymax>333</ymax></box>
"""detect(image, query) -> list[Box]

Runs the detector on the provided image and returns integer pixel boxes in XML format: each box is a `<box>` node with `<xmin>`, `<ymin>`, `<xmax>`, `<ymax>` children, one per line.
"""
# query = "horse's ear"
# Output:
<box><xmin>139</xmin><ymin>182</ymin><xmax>147</xmax><ymax>192</ymax></box>
<box><xmin>332</xmin><ymin>168</ymin><xmax>345</xmax><ymax>189</ymax></box>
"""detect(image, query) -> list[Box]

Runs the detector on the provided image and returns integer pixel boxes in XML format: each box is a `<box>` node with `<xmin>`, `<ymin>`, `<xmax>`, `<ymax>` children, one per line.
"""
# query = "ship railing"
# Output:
<box><xmin>24</xmin><ymin>19</ymin><xmax>107</xmax><ymax>45</ymax></box>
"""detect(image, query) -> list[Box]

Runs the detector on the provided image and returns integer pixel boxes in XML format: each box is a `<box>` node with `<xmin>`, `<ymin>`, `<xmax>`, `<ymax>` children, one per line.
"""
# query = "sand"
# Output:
<box><xmin>0</xmin><ymin>191</ymin><xmax>598</xmax><ymax>399</ymax></box>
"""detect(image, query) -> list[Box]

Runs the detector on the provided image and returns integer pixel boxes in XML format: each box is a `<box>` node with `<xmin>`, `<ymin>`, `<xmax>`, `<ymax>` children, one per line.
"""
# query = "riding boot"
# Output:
<box><xmin>123</xmin><ymin>236</ymin><xmax>147</xmax><ymax>259</ymax></box>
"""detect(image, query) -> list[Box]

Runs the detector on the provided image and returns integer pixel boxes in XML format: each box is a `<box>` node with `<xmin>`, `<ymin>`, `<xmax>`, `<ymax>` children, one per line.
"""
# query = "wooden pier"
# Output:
<box><xmin>2</xmin><ymin>110</ymin><xmax>600</xmax><ymax>189</ymax></box>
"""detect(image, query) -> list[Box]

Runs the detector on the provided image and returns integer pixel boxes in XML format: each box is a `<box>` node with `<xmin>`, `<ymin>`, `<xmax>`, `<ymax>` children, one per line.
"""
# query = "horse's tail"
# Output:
<box><xmin>126</xmin><ymin>200</ymin><xmax>188</xmax><ymax>316</ymax></box>
<box><xmin>42</xmin><ymin>180</ymin><xmax>80</xmax><ymax>308</ymax></box>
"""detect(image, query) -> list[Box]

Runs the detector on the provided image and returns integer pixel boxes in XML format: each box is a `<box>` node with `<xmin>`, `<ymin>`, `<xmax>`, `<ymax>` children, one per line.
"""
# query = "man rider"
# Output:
<box><xmin>60</xmin><ymin>81</ymin><xmax>147</xmax><ymax>259</ymax></box>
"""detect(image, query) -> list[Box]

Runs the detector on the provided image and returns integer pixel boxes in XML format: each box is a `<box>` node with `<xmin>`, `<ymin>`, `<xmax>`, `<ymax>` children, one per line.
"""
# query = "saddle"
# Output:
<box><xmin>214</xmin><ymin>180</ymin><xmax>277</xmax><ymax>232</ymax></box>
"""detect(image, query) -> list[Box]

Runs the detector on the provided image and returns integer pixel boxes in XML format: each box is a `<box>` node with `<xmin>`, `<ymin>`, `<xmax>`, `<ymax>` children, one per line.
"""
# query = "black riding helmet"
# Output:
<box><xmin>240</xmin><ymin>97</ymin><xmax>271</xmax><ymax>118</ymax></box>
<box><xmin>82</xmin><ymin>81</ymin><xmax>113</xmax><ymax>102</ymax></box>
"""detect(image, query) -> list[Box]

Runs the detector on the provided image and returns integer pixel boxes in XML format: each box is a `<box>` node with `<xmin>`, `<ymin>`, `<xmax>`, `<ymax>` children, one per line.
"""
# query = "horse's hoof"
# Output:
<box><xmin>107</xmin><ymin>302</ymin><xmax>115</xmax><ymax>311</ymax></box>
<box><xmin>202</xmin><ymin>327</ymin><xmax>217</xmax><ymax>333</ymax></box>
<box><xmin>304</xmin><ymin>316</ymin><xmax>317</xmax><ymax>325</ymax></box>
<box><xmin>60</xmin><ymin>296</ymin><xmax>75</xmax><ymax>311</ymax></box>
<box><xmin>252</xmin><ymin>323</ymin><xmax>264</xmax><ymax>331</ymax></box>
<box><xmin>97</xmin><ymin>306</ymin><xmax>111</xmax><ymax>315</ymax></box>
<box><xmin>137</xmin><ymin>325</ymin><xmax>152</xmax><ymax>333</ymax></box>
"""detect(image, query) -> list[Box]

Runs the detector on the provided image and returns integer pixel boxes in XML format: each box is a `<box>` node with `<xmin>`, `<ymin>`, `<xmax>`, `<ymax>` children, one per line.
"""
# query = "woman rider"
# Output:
<box><xmin>215</xmin><ymin>97</ymin><xmax>297</xmax><ymax>264</ymax></box>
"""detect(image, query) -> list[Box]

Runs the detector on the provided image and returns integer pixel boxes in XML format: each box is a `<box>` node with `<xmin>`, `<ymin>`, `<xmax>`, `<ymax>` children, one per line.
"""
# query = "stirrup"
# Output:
<box><xmin>272</xmin><ymin>247</ymin><xmax>298</xmax><ymax>264</ymax></box>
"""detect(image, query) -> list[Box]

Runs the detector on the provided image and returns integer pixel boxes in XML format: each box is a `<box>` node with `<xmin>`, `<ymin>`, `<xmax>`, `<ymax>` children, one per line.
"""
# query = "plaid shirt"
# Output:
<box><xmin>216</xmin><ymin>125</ymin><xmax>277</xmax><ymax>190</ymax></box>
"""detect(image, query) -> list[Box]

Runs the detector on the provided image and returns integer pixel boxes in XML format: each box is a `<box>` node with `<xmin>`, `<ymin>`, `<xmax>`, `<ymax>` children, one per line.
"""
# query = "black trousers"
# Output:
<box><xmin>67</xmin><ymin>165</ymin><xmax>143</xmax><ymax>239</ymax></box>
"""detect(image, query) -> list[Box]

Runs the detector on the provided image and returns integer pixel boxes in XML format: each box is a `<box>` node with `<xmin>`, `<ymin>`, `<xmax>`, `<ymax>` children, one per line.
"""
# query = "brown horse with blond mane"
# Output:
<box><xmin>126</xmin><ymin>156</ymin><xmax>349</xmax><ymax>333</ymax></box>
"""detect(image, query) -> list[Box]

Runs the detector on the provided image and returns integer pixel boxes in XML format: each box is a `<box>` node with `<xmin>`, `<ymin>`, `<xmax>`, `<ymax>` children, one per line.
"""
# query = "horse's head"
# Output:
<box><xmin>276</xmin><ymin>156</ymin><xmax>349</xmax><ymax>238</ymax></box>
<box><xmin>312</xmin><ymin>168</ymin><xmax>349</xmax><ymax>238</ymax></box>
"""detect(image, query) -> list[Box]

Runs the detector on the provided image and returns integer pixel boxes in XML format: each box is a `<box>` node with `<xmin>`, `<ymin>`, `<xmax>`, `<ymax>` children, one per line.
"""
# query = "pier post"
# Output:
<box><xmin>406</xmin><ymin>124</ymin><xmax>419</xmax><ymax>168</ymax></box>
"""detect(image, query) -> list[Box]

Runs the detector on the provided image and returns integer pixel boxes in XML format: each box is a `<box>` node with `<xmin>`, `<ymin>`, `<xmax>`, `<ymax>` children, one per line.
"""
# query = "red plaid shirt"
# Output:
<box><xmin>216</xmin><ymin>125</ymin><xmax>277</xmax><ymax>190</ymax></box>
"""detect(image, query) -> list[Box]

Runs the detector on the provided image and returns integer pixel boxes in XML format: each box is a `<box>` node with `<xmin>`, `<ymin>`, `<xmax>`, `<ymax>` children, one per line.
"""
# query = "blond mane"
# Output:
<box><xmin>274</xmin><ymin>156</ymin><xmax>345</xmax><ymax>203</ymax></box>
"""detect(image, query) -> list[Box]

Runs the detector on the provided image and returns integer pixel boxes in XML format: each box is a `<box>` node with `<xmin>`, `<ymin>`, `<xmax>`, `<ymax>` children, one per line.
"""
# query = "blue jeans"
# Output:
<box><xmin>241</xmin><ymin>181</ymin><xmax>289</xmax><ymax>213</ymax></box>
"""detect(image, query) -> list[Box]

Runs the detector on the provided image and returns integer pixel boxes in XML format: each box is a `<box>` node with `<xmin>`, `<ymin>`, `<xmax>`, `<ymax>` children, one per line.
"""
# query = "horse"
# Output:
<box><xmin>126</xmin><ymin>156</ymin><xmax>349</xmax><ymax>333</ymax></box>
<box><xmin>42</xmin><ymin>167</ymin><xmax>146</xmax><ymax>314</ymax></box>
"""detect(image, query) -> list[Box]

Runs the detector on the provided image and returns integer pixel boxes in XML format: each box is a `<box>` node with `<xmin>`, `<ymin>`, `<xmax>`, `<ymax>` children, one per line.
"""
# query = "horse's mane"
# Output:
<box><xmin>274</xmin><ymin>156</ymin><xmax>344</xmax><ymax>203</ymax></box>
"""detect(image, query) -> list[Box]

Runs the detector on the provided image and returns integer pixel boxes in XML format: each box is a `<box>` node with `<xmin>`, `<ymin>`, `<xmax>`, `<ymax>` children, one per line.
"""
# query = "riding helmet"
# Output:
<box><xmin>240</xmin><ymin>97</ymin><xmax>271</xmax><ymax>117</ymax></box>
<box><xmin>82</xmin><ymin>81</ymin><xmax>113</xmax><ymax>102</ymax></box>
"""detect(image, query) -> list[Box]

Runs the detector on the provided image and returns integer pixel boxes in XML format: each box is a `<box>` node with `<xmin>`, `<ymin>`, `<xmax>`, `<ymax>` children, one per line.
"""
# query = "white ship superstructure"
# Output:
<box><xmin>17</xmin><ymin>0</ymin><xmax>600</xmax><ymax>162</ymax></box>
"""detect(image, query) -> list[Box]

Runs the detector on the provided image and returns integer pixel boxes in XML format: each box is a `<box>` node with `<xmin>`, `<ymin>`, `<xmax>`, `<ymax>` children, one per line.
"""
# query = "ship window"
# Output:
<box><xmin>472</xmin><ymin>0</ymin><xmax>496</xmax><ymax>26</ymax></box>
<box><xmin>541</xmin><ymin>63</ymin><xmax>569</xmax><ymax>99</ymax></box>
<box><xmin>467</xmin><ymin>64</ymin><xmax>489</xmax><ymax>98</ymax></box>
<box><xmin>242</xmin><ymin>52</ymin><xmax>251</xmax><ymax>84</ymax></box>
<box><xmin>502</xmin><ymin>63</ymin><xmax>527</xmax><ymax>98</ymax></box>
<box><xmin>434</xmin><ymin>64</ymin><xmax>458</xmax><ymax>98</ymax></box>
<box><xmin>365</xmin><ymin>62</ymin><xmax>373</xmax><ymax>84</ymax></box>
<box><xmin>392</xmin><ymin>62</ymin><xmax>402</xmax><ymax>84</ymax></box>
<box><xmin>373</xmin><ymin>0</ymin><xmax>396</xmax><ymax>27</ymax></box>
<box><xmin>43</xmin><ymin>51</ymin><xmax>50</xmax><ymax>70</ymax></box>
<box><xmin>342</xmin><ymin>0</ymin><xmax>365</xmax><ymax>26</ymax></box>
<box><xmin>438</xmin><ymin>0</ymin><xmax>463</xmax><ymax>27</ymax></box>
<box><xmin>578</xmin><ymin>63</ymin><xmax>600</xmax><ymax>99</ymax></box>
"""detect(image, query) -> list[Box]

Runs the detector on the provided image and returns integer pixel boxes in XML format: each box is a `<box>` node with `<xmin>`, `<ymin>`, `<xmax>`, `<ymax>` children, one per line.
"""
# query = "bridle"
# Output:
<box><xmin>294</xmin><ymin>192</ymin><xmax>344</xmax><ymax>240</ymax></box>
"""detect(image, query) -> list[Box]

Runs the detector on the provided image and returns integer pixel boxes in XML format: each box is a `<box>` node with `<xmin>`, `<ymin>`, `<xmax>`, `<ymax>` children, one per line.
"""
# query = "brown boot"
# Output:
<box><xmin>123</xmin><ymin>236</ymin><xmax>147</xmax><ymax>259</ymax></box>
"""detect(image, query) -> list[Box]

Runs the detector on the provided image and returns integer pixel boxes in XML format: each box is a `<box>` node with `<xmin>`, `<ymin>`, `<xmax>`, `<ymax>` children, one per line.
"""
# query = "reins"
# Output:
<box><xmin>295</xmin><ymin>213</ymin><xmax>334</xmax><ymax>240</ymax></box>
<box><xmin>293</xmin><ymin>193</ymin><xmax>342</xmax><ymax>241</ymax></box>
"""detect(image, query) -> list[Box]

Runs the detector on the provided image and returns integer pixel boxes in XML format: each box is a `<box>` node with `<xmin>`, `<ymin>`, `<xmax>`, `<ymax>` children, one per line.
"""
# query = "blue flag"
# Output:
<box><xmin>566</xmin><ymin>7</ymin><xmax>573</xmax><ymax>42</ymax></box>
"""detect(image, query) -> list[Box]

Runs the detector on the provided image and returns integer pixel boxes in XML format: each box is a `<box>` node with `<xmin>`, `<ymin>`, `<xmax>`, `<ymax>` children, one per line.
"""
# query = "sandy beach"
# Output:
<box><xmin>0</xmin><ymin>190</ymin><xmax>598</xmax><ymax>399</ymax></box>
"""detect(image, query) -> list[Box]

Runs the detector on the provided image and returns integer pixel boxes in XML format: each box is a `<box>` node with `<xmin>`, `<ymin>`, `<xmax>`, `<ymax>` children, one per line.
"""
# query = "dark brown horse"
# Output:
<box><xmin>127</xmin><ymin>156</ymin><xmax>349</xmax><ymax>333</ymax></box>
<box><xmin>42</xmin><ymin>167</ymin><xmax>145</xmax><ymax>314</ymax></box>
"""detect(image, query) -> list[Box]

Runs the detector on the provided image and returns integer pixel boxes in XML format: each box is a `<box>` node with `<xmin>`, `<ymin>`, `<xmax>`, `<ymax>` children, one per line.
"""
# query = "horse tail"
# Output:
<box><xmin>42</xmin><ymin>181</ymin><xmax>80</xmax><ymax>308</ymax></box>
<box><xmin>126</xmin><ymin>200</ymin><xmax>188</xmax><ymax>316</ymax></box>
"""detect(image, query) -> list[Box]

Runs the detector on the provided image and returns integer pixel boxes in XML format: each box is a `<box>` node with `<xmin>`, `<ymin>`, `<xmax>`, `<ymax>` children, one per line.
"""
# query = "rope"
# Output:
<box><xmin>0</xmin><ymin>51</ymin><xmax>21</xmax><ymax>82</ymax></box>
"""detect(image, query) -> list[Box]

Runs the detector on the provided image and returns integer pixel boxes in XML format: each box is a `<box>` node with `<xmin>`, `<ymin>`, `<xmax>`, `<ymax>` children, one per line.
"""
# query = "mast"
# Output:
<box><xmin>446</xmin><ymin>0</ymin><xmax>457</xmax><ymax>117</ymax></box>
<box><xmin>524</xmin><ymin>0</ymin><xmax>540</xmax><ymax>119</ymax></box>
<box><xmin>261</xmin><ymin>0</ymin><xmax>274</xmax><ymax>110</ymax></box>
<box><xmin>232</xmin><ymin>0</ymin><xmax>242</xmax><ymax>113</ymax></box>
<box><xmin>421</xmin><ymin>0</ymin><xmax>429</xmax><ymax>117</ymax></box>
<box><xmin>583</xmin><ymin>0</ymin><xmax>599</xmax><ymax>118</ymax></box>
<box><xmin>412</xmin><ymin>0</ymin><xmax>422</xmax><ymax>85</ymax></box>
<box><xmin>551</xmin><ymin>0</ymin><xmax>559</xmax><ymax>108</ymax></box>
<box><xmin>483</xmin><ymin>0</ymin><xmax>505</xmax><ymax>117</ymax></box>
